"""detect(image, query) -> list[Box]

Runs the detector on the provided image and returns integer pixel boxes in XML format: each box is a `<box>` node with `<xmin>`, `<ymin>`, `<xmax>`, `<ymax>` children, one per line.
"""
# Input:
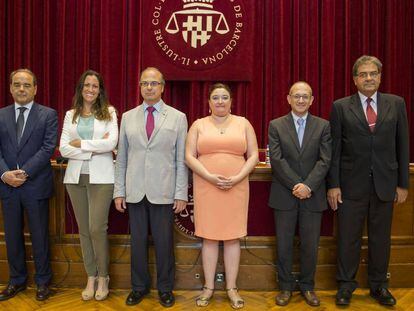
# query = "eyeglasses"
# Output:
<box><xmin>290</xmin><ymin>94</ymin><xmax>311</xmax><ymax>101</ymax></box>
<box><xmin>139</xmin><ymin>81</ymin><xmax>162</xmax><ymax>87</ymax></box>
<box><xmin>356</xmin><ymin>71</ymin><xmax>380</xmax><ymax>79</ymax></box>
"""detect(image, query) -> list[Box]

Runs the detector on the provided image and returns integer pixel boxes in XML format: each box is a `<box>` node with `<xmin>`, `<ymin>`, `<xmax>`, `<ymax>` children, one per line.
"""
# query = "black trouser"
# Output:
<box><xmin>274</xmin><ymin>208</ymin><xmax>322</xmax><ymax>291</ymax></box>
<box><xmin>128</xmin><ymin>196</ymin><xmax>175</xmax><ymax>292</ymax></box>
<box><xmin>1</xmin><ymin>192</ymin><xmax>52</xmax><ymax>286</ymax></box>
<box><xmin>337</xmin><ymin>179</ymin><xmax>393</xmax><ymax>291</ymax></box>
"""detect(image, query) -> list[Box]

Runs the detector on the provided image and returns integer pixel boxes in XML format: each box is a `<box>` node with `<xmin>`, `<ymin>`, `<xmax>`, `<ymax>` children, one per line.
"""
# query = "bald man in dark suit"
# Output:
<box><xmin>269</xmin><ymin>81</ymin><xmax>331</xmax><ymax>307</ymax></box>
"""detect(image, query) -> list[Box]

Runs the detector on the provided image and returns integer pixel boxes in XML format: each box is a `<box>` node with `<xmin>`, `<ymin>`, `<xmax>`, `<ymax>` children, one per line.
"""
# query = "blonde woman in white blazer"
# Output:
<box><xmin>59</xmin><ymin>70</ymin><xmax>118</xmax><ymax>301</ymax></box>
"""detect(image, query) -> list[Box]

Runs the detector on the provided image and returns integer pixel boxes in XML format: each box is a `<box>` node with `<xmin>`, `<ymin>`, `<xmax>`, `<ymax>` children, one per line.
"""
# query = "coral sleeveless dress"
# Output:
<box><xmin>193</xmin><ymin>115</ymin><xmax>249</xmax><ymax>240</ymax></box>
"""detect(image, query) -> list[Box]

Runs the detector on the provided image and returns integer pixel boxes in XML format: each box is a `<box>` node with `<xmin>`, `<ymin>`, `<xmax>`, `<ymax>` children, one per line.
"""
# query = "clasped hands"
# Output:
<box><xmin>292</xmin><ymin>183</ymin><xmax>311</xmax><ymax>200</ymax></box>
<box><xmin>208</xmin><ymin>174</ymin><xmax>241</xmax><ymax>190</ymax></box>
<box><xmin>2</xmin><ymin>169</ymin><xmax>28</xmax><ymax>187</ymax></box>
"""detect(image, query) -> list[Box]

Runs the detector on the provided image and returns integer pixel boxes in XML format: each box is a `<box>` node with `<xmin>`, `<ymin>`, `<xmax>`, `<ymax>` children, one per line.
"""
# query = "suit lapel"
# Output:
<box><xmin>5</xmin><ymin>105</ymin><xmax>18</xmax><ymax>148</ymax></box>
<box><xmin>148</xmin><ymin>101</ymin><xmax>168</xmax><ymax>144</ymax></box>
<box><xmin>18</xmin><ymin>103</ymin><xmax>38</xmax><ymax>150</ymax></box>
<box><xmin>285</xmin><ymin>114</ymin><xmax>301</xmax><ymax>152</ymax></box>
<box><xmin>136</xmin><ymin>105</ymin><xmax>148</xmax><ymax>143</ymax></box>
<box><xmin>374</xmin><ymin>92</ymin><xmax>390</xmax><ymax>132</ymax></box>
<box><xmin>300</xmin><ymin>114</ymin><xmax>317</xmax><ymax>154</ymax></box>
<box><xmin>349</xmin><ymin>93</ymin><xmax>370</xmax><ymax>132</ymax></box>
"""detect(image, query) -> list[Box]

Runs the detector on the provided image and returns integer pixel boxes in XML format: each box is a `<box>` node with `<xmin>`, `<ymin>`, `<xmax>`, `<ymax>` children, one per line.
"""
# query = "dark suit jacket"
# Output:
<box><xmin>0</xmin><ymin>102</ymin><xmax>58</xmax><ymax>199</ymax></box>
<box><xmin>327</xmin><ymin>93</ymin><xmax>409</xmax><ymax>202</ymax></box>
<box><xmin>268</xmin><ymin>113</ymin><xmax>332</xmax><ymax>211</ymax></box>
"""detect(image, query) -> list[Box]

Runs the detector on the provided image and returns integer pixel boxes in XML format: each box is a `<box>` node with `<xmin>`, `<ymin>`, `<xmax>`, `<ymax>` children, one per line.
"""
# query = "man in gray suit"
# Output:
<box><xmin>114</xmin><ymin>67</ymin><xmax>188</xmax><ymax>308</ymax></box>
<box><xmin>268</xmin><ymin>82</ymin><xmax>331</xmax><ymax>307</ymax></box>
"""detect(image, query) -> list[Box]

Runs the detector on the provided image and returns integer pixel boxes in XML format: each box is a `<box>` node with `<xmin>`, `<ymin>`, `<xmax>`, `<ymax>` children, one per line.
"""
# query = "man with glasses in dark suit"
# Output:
<box><xmin>269</xmin><ymin>81</ymin><xmax>331</xmax><ymax>307</ymax></box>
<box><xmin>328</xmin><ymin>55</ymin><xmax>409</xmax><ymax>306</ymax></box>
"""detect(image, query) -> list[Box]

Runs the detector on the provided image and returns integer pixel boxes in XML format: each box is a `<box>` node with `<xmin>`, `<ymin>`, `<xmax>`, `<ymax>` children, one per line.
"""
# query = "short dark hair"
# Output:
<box><xmin>208</xmin><ymin>83</ymin><xmax>232</xmax><ymax>99</ymax></box>
<box><xmin>10</xmin><ymin>68</ymin><xmax>37</xmax><ymax>86</ymax></box>
<box><xmin>352</xmin><ymin>55</ymin><xmax>383</xmax><ymax>76</ymax></box>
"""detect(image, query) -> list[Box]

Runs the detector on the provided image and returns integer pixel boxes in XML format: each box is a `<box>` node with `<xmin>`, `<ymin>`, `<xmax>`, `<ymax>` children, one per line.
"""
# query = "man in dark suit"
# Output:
<box><xmin>268</xmin><ymin>81</ymin><xmax>332</xmax><ymax>307</ymax></box>
<box><xmin>327</xmin><ymin>55</ymin><xmax>409</xmax><ymax>306</ymax></box>
<box><xmin>0</xmin><ymin>69</ymin><xmax>58</xmax><ymax>301</ymax></box>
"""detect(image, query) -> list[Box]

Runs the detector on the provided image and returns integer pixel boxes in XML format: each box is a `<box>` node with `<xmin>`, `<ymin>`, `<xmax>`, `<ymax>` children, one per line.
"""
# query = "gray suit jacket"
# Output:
<box><xmin>114</xmin><ymin>100</ymin><xmax>188</xmax><ymax>204</ymax></box>
<box><xmin>268</xmin><ymin>113</ymin><xmax>332</xmax><ymax>211</ymax></box>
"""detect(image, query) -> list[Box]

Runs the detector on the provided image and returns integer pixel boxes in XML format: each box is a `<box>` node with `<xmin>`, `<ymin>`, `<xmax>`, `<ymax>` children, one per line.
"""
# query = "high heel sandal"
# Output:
<box><xmin>226</xmin><ymin>288</ymin><xmax>244</xmax><ymax>309</ymax></box>
<box><xmin>81</xmin><ymin>276</ymin><xmax>97</xmax><ymax>301</ymax></box>
<box><xmin>95</xmin><ymin>276</ymin><xmax>110</xmax><ymax>301</ymax></box>
<box><xmin>195</xmin><ymin>286</ymin><xmax>214</xmax><ymax>307</ymax></box>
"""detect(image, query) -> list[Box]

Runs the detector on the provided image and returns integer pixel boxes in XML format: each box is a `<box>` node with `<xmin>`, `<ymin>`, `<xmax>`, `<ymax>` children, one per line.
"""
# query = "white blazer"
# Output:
<box><xmin>60</xmin><ymin>107</ymin><xmax>118</xmax><ymax>184</ymax></box>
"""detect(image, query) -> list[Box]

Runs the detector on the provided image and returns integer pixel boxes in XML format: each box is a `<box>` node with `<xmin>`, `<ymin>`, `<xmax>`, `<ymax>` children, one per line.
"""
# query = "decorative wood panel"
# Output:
<box><xmin>0</xmin><ymin>163</ymin><xmax>413</xmax><ymax>289</ymax></box>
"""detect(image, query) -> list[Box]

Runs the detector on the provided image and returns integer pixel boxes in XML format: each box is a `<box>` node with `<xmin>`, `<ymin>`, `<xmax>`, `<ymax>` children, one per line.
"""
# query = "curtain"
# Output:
<box><xmin>1</xmin><ymin>0</ymin><xmax>413</xmax><ymax>235</ymax></box>
<box><xmin>1</xmin><ymin>0</ymin><xmax>412</xmax><ymax>154</ymax></box>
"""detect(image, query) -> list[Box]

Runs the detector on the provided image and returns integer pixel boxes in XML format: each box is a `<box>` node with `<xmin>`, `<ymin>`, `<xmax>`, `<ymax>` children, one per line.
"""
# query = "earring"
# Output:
<box><xmin>208</xmin><ymin>109</ymin><xmax>211</xmax><ymax>114</ymax></box>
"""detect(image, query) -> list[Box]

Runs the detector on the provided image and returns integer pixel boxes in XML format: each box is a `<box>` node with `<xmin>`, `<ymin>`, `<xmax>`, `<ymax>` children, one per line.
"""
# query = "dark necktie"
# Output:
<box><xmin>366</xmin><ymin>98</ymin><xmax>376</xmax><ymax>132</ymax></box>
<box><xmin>16</xmin><ymin>106</ymin><xmax>27</xmax><ymax>144</ymax></box>
<box><xmin>146</xmin><ymin>106</ymin><xmax>155</xmax><ymax>139</ymax></box>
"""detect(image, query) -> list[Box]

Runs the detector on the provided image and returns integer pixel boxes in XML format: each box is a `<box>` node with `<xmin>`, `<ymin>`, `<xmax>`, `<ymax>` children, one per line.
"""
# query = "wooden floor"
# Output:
<box><xmin>0</xmin><ymin>288</ymin><xmax>413</xmax><ymax>310</ymax></box>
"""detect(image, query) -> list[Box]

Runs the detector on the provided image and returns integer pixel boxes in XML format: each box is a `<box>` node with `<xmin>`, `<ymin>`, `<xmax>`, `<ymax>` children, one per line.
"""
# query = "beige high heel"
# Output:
<box><xmin>95</xmin><ymin>276</ymin><xmax>110</xmax><ymax>301</ymax></box>
<box><xmin>81</xmin><ymin>276</ymin><xmax>97</xmax><ymax>301</ymax></box>
<box><xmin>226</xmin><ymin>288</ymin><xmax>244</xmax><ymax>309</ymax></box>
<box><xmin>195</xmin><ymin>286</ymin><xmax>214</xmax><ymax>307</ymax></box>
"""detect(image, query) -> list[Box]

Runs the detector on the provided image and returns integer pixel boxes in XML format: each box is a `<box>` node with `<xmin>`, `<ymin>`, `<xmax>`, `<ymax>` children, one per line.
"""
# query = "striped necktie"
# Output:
<box><xmin>366</xmin><ymin>98</ymin><xmax>376</xmax><ymax>132</ymax></box>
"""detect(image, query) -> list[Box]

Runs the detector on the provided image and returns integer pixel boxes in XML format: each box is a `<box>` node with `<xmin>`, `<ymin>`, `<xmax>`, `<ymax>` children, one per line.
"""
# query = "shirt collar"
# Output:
<box><xmin>358</xmin><ymin>91</ymin><xmax>378</xmax><ymax>105</ymax></box>
<box><xmin>291</xmin><ymin>111</ymin><xmax>308</xmax><ymax>123</ymax></box>
<box><xmin>143</xmin><ymin>100</ymin><xmax>163</xmax><ymax>112</ymax></box>
<box><xmin>15</xmin><ymin>101</ymin><xmax>34</xmax><ymax>111</ymax></box>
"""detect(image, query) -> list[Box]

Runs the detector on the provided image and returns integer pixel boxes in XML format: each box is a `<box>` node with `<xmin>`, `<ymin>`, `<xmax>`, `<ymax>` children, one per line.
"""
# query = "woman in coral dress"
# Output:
<box><xmin>186</xmin><ymin>83</ymin><xmax>258</xmax><ymax>309</ymax></box>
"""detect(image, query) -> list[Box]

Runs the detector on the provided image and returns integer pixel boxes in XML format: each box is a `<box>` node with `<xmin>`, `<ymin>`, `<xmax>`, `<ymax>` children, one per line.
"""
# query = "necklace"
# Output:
<box><xmin>81</xmin><ymin>110</ymin><xmax>93</xmax><ymax>117</ymax></box>
<box><xmin>210</xmin><ymin>114</ymin><xmax>231</xmax><ymax>134</ymax></box>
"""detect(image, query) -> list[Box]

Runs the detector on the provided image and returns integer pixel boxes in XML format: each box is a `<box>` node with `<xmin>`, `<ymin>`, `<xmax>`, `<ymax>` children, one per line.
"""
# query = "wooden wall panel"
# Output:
<box><xmin>0</xmin><ymin>164</ymin><xmax>413</xmax><ymax>290</ymax></box>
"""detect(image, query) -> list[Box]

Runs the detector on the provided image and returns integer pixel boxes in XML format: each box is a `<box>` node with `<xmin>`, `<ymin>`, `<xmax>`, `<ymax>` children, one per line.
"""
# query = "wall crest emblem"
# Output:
<box><xmin>149</xmin><ymin>0</ymin><xmax>246</xmax><ymax>71</ymax></box>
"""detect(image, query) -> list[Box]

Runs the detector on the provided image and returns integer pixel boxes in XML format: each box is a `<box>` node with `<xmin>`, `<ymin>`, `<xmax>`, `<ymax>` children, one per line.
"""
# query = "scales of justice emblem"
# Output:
<box><xmin>165</xmin><ymin>0</ymin><xmax>230</xmax><ymax>49</ymax></box>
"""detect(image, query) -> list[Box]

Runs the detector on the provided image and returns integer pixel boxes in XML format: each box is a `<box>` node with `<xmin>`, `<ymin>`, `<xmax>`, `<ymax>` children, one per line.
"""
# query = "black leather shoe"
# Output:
<box><xmin>36</xmin><ymin>284</ymin><xmax>51</xmax><ymax>301</ymax></box>
<box><xmin>302</xmin><ymin>290</ymin><xmax>320</xmax><ymax>307</ymax></box>
<box><xmin>0</xmin><ymin>283</ymin><xmax>26</xmax><ymax>301</ymax></box>
<box><xmin>125</xmin><ymin>289</ymin><xmax>149</xmax><ymax>306</ymax></box>
<box><xmin>275</xmin><ymin>290</ymin><xmax>292</xmax><ymax>306</ymax></box>
<box><xmin>159</xmin><ymin>291</ymin><xmax>175</xmax><ymax>308</ymax></box>
<box><xmin>370</xmin><ymin>288</ymin><xmax>396</xmax><ymax>306</ymax></box>
<box><xmin>335</xmin><ymin>289</ymin><xmax>352</xmax><ymax>305</ymax></box>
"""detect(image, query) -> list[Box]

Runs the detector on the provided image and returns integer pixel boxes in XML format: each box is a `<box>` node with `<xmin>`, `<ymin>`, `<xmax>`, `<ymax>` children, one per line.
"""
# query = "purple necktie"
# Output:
<box><xmin>146</xmin><ymin>106</ymin><xmax>155</xmax><ymax>139</ymax></box>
